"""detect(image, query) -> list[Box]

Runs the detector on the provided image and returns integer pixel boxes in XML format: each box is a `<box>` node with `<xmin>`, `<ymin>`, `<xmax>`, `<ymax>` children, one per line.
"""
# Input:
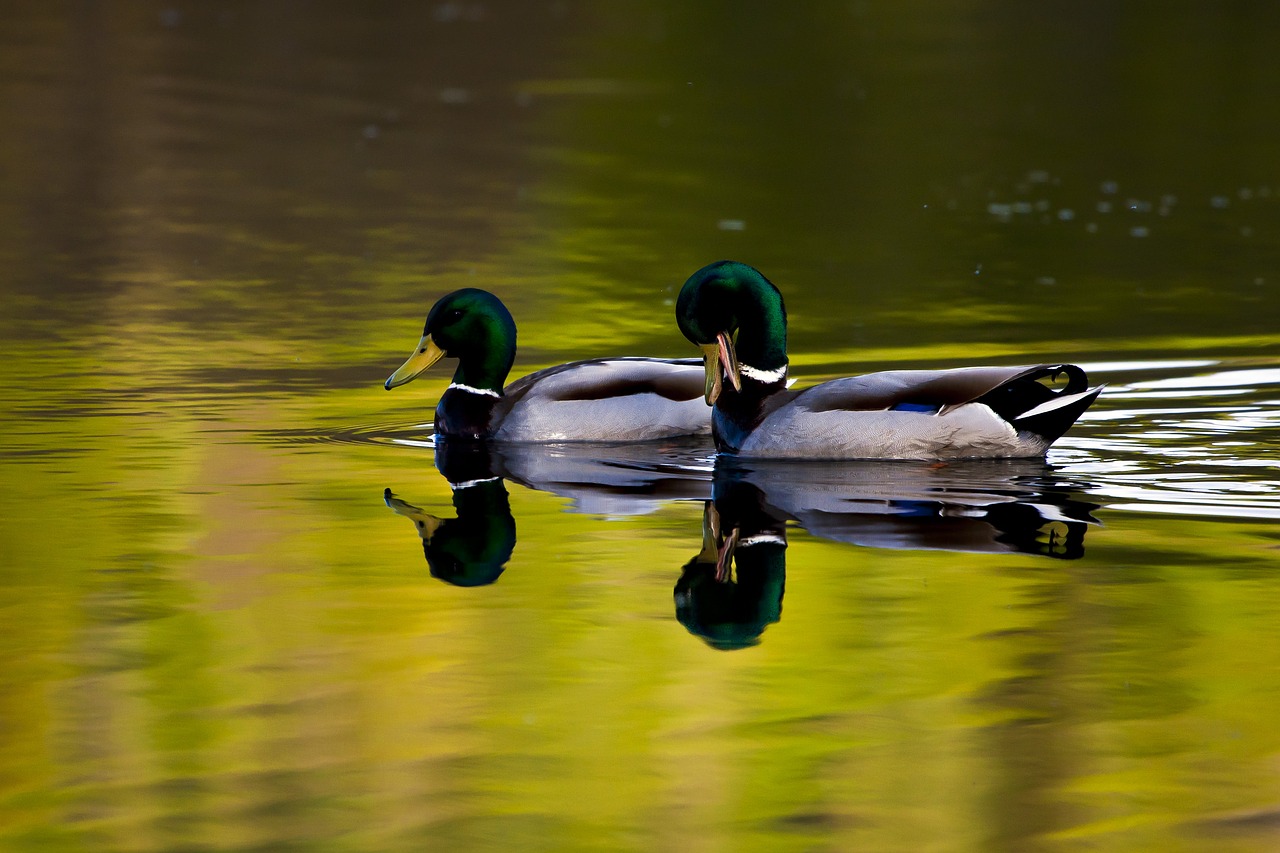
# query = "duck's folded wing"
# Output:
<box><xmin>795</xmin><ymin>364</ymin><xmax>1090</xmax><ymax>415</ymax></box>
<box><xmin>503</xmin><ymin>357</ymin><xmax>706</xmax><ymax>404</ymax></box>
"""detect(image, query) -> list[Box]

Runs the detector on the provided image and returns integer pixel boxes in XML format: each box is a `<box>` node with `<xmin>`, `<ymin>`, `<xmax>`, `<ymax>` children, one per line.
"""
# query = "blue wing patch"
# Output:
<box><xmin>889</xmin><ymin>402</ymin><xmax>941</xmax><ymax>413</ymax></box>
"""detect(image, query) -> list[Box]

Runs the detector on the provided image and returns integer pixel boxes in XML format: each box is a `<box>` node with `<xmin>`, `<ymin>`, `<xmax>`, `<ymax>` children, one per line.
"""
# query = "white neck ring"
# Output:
<box><xmin>447</xmin><ymin>383</ymin><xmax>501</xmax><ymax>398</ymax></box>
<box><xmin>739</xmin><ymin>363</ymin><xmax>787</xmax><ymax>384</ymax></box>
<box><xmin>450</xmin><ymin>476</ymin><xmax>502</xmax><ymax>490</ymax></box>
<box><xmin>738</xmin><ymin>532</ymin><xmax>786</xmax><ymax>548</ymax></box>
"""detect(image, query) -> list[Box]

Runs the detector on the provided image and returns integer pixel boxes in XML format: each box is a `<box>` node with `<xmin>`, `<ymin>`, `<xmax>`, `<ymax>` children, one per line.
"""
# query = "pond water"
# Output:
<box><xmin>2</xmin><ymin>3</ymin><xmax>1278</xmax><ymax>851</ymax></box>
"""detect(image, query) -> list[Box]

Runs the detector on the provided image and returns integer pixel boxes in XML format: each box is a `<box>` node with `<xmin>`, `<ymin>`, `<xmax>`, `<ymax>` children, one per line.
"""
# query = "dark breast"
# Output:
<box><xmin>713</xmin><ymin>382</ymin><xmax>794</xmax><ymax>453</ymax></box>
<box><xmin>712</xmin><ymin>408</ymin><xmax>749</xmax><ymax>453</ymax></box>
<box><xmin>435</xmin><ymin>389</ymin><xmax>500</xmax><ymax>439</ymax></box>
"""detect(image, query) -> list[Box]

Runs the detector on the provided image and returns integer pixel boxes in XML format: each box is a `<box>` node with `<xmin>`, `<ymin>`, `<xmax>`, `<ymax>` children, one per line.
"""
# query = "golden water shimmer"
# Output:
<box><xmin>2</xmin><ymin>3</ymin><xmax>1279</xmax><ymax>851</ymax></box>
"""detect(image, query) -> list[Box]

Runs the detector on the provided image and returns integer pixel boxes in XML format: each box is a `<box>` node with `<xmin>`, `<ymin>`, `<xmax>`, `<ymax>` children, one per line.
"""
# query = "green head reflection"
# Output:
<box><xmin>675</xmin><ymin>480</ymin><xmax>787</xmax><ymax>651</ymax></box>
<box><xmin>385</xmin><ymin>440</ymin><xmax>515</xmax><ymax>587</ymax></box>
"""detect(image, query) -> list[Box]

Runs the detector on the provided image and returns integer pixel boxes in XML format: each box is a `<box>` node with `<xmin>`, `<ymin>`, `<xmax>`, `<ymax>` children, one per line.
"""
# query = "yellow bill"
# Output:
<box><xmin>699</xmin><ymin>331</ymin><xmax>742</xmax><ymax>404</ymax></box>
<box><xmin>385</xmin><ymin>335</ymin><xmax>446</xmax><ymax>390</ymax></box>
<box><xmin>384</xmin><ymin>490</ymin><xmax>444</xmax><ymax>542</ymax></box>
<box><xmin>697</xmin><ymin>500</ymin><xmax>722</xmax><ymax>564</ymax></box>
<box><xmin>715</xmin><ymin>526</ymin><xmax>740</xmax><ymax>583</ymax></box>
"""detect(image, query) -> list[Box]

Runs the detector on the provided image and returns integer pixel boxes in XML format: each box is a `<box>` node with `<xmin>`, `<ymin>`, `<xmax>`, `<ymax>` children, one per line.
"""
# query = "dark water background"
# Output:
<box><xmin>2</xmin><ymin>3</ymin><xmax>1278</xmax><ymax>851</ymax></box>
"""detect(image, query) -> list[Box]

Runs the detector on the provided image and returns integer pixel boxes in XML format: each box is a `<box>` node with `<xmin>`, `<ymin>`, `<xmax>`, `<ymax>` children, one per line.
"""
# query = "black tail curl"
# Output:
<box><xmin>976</xmin><ymin>364</ymin><xmax>1099</xmax><ymax>444</ymax></box>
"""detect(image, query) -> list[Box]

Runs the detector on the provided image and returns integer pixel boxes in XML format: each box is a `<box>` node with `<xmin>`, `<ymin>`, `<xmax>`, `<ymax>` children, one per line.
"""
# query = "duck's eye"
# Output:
<box><xmin>445</xmin><ymin>309</ymin><xmax>464</xmax><ymax>322</ymax></box>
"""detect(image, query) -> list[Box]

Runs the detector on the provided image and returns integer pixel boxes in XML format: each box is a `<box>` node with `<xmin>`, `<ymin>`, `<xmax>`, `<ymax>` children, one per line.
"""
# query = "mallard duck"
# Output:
<box><xmin>675</xmin><ymin>261</ymin><xmax>1102</xmax><ymax>459</ymax></box>
<box><xmin>385</xmin><ymin>288</ymin><xmax>711</xmax><ymax>441</ymax></box>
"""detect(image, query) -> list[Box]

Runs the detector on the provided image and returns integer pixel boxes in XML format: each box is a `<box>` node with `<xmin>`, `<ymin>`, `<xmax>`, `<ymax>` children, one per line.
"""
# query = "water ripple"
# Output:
<box><xmin>267</xmin><ymin>422</ymin><xmax>436</xmax><ymax>448</ymax></box>
<box><xmin>1060</xmin><ymin>356</ymin><xmax>1280</xmax><ymax>519</ymax></box>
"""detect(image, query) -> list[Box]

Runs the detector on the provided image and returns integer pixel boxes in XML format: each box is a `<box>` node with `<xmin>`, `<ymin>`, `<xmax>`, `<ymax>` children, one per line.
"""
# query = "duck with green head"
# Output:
<box><xmin>386</xmin><ymin>288</ymin><xmax>711</xmax><ymax>441</ymax></box>
<box><xmin>675</xmin><ymin>261</ymin><xmax>1102</xmax><ymax>459</ymax></box>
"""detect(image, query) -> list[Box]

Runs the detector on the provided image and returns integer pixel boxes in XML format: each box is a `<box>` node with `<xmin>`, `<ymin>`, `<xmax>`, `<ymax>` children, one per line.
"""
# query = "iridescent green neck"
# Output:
<box><xmin>731</xmin><ymin>277</ymin><xmax>788</xmax><ymax>372</ymax></box>
<box><xmin>451</xmin><ymin>339</ymin><xmax>515</xmax><ymax>392</ymax></box>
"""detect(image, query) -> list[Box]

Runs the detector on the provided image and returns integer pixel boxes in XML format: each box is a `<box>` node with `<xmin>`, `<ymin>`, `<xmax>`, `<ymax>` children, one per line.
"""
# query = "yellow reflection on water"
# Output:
<box><xmin>3</xmin><ymin>1</ymin><xmax>1280</xmax><ymax>851</ymax></box>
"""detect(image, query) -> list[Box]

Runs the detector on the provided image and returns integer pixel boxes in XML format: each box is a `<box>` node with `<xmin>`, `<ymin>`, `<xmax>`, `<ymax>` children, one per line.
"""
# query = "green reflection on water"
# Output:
<box><xmin>5</xmin><ymin>445</ymin><xmax>1279</xmax><ymax>851</ymax></box>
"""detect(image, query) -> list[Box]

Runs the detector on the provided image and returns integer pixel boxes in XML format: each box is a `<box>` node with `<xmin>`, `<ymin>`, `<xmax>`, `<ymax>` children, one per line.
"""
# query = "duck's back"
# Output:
<box><xmin>731</xmin><ymin>365</ymin><xmax>1099</xmax><ymax>460</ymax></box>
<box><xmin>493</xmin><ymin>357</ymin><xmax>711</xmax><ymax>442</ymax></box>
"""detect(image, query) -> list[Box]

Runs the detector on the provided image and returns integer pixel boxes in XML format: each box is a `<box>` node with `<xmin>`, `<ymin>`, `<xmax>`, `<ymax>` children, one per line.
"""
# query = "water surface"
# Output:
<box><xmin>2</xmin><ymin>3</ymin><xmax>1278</xmax><ymax>851</ymax></box>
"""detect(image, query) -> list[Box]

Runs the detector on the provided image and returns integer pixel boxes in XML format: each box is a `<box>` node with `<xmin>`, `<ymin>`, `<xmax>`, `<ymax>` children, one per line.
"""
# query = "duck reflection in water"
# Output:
<box><xmin>678</xmin><ymin>459</ymin><xmax>1099</xmax><ymax>650</ymax></box>
<box><xmin>676</xmin><ymin>477</ymin><xmax>788</xmax><ymax>651</ymax></box>
<box><xmin>384</xmin><ymin>441</ymin><xmax>516</xmax><ymax>586</ymax></box>
<box><xmin>385</xmin><ymin>438</ymin><xmax>712</xmax><ymax>584</ymax></box>
<box><xmin>490</xmin><ymin>437</ymin><xmax>711</xmax><ymax>515</ymax></box>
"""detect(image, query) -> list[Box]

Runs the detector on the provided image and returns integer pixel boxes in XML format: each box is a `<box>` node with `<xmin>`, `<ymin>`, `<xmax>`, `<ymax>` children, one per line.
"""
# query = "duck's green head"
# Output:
<box><xmin>676</xmin><ymin>261</ymin><xmax>788</xmax><ymax>404</ymax></box>
<box><xmin>385</xmin><ymin>288</ymin><xmax>518</xmax><ymax>393</ymax></box>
